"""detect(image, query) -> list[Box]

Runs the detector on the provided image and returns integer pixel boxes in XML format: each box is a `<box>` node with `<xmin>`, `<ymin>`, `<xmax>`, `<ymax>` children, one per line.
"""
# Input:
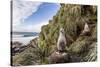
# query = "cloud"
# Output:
<box><xmin>12</xmin><ymin>0</ymin><xmax>42</xmax><ymax>31</ymax></box>
<box><xmin>13</xmin><ymin>21</ymin><xmax>49</xmax><ymax>32</ymax></box>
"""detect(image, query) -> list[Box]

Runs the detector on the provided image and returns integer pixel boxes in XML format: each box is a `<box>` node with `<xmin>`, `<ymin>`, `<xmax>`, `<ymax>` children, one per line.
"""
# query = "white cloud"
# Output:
<box><xmin>12</xmin><ymin>0</ymin><xmax>42</xmax><ymax>31</ymax></box>
<box><xmin>25</xmin><ymin>21</ymin><xmax>49</xmax><ymax>32</ymax></box>
<box><xmin>13</xmin><ymin>21</ymin><xmax>49</xmax><ymax>32</ymax></box>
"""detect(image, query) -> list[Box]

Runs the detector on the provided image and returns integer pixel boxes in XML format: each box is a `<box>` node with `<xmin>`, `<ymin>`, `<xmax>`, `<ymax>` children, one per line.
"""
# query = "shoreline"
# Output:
<box><xmin>12</xmin><ymin>36</ymin><xmax>39</xmax><ymax>45</ymax></box>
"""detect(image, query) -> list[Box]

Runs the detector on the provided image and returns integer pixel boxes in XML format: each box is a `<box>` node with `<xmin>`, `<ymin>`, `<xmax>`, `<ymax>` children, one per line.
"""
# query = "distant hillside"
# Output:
<box><xmin>12</xmin><ymin>4</ymin><xmax>97</xmax><ymax>66</ymax></box>
<box><xmin>12</xmin><ymin>32</ymin><xmax>39</xmax><ymax>35</ymax></box>
<box><xmin>12</xmin><ymin>32</ymin><xmax>39</xmax><ymax>37</ymax></box>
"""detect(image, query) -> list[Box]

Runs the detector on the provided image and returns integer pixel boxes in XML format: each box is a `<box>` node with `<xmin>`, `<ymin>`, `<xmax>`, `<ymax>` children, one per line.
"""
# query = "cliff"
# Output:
<box><xmin>12</xmin><ymin>4</ymin><xmax>97</xmax><ymax>66</ymax></box>
<box><xmin>38</xmin><ymin>4</ymin><xmax>97</xmax><ymax>63</ymax></box>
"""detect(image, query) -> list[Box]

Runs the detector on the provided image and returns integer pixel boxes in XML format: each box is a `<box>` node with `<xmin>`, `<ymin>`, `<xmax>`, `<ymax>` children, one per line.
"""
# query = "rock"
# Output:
<box><xmin>12</xmin><ymin>41</ymin><xmax>23</xmax><ymax>48</ymax></box>
<box><xmin>48</xmin><ymin>51</ymin><xmax>69</xmax><ymax>64</ymax></box>
<box><xmin>11</xmin><ymin>41</ymin><xmax>28</xmax><ymax>56</ymax></box>
<box><xmin>69</xmin><ymin>54</ymin><xmax>83</xmax><ymax>62</ymax></box>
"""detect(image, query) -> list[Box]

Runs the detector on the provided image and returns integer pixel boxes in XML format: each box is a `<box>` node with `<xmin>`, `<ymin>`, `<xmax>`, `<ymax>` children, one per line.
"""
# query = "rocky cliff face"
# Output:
<box><xmin>12</xmin><ymin>4</ymin><xmax>97</xmax><ymax>66</ymax></box>
<box><xmin>38</xmin><ymin>4</ymin><xmax>97</xmax><ymax>62</ymax></box>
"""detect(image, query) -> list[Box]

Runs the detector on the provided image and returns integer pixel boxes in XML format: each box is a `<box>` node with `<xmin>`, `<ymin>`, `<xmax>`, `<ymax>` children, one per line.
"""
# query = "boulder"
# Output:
<box><xmin>48</xmin><ymin>51</ymin><xmax>69</xmax><ymax>64</ymax></box>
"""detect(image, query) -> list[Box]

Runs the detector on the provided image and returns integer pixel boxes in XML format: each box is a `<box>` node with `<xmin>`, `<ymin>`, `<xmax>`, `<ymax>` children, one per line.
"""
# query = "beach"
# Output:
<box><xmin>12</xmin><ymin>34</ymin><xmax>38</xmax><ymax>45</ymax></box>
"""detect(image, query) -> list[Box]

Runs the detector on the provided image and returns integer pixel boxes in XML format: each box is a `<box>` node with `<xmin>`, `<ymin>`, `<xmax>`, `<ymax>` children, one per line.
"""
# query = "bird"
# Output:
<box><xmin>57</xmin><ymin>28</ymin><xmax>67</xmax><ymax>52</ymax></box>
<box><xmin>80</xmin><ymin>23</ymin><xmax>90</xmax><ymax>36</ymax></box>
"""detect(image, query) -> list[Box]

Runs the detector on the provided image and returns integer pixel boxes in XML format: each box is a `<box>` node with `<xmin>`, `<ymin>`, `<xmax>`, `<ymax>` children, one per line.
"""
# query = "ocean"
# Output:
<box><xmin>12</xmin><ymin>32</ymin><xmax>39</xmax><ymax>45</ymax></box>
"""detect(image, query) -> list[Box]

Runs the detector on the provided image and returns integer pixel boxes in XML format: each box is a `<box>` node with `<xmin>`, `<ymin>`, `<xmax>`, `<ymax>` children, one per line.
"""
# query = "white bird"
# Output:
<box><xmin>57</xmin><ymin>28</ymin><xmax>66</xmax><ymax>52</ymax></box>
<box><xmin>81</xmin><ymin>23</ymin><xmax>90</xmax><ymax>35</ymax></box>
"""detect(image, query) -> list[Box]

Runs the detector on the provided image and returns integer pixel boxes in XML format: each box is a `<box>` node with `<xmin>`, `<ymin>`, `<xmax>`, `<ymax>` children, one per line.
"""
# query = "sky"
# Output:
<box><xmin>12</xmin><ymin>0</ymin><xmax>60</xmax><ymax>32</ymax></box>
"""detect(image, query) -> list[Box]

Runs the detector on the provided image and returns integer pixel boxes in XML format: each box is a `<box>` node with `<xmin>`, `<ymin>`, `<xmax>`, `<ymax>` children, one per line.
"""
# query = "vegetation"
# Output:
<box><xmin>12</xmin><ymin>4</ymin><xmax>97</xmax><ymax>66</ymax></box>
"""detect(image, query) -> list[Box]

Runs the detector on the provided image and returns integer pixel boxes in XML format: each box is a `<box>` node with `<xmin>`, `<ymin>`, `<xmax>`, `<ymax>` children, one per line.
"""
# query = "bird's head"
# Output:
<box><xmin>60</xmin><ymin>28</ymin><xmax>64</xmax><ymax>34</ymax></box>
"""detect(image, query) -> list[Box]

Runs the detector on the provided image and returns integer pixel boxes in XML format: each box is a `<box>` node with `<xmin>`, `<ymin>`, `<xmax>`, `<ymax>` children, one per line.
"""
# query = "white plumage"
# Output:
<box><xmin>57</xmin><ymin>28</ymin><xmax>66</xmax><ymax>51</ymax></box>
<box><xmin>83</xmin><ymin>23</ymin><xmax>90</xmax><ymax>32</ymax></box>
<box><xmin>81</xmin><ymin>23</ymin><xmax>90</xmax><ymax>35</ymax></box>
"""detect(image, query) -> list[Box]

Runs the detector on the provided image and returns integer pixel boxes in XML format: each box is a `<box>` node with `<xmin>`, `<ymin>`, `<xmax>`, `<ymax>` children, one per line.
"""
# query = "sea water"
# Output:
<box><xmin>12</xmin><ymin>33</ymin><xmax>38</xmax><ymax>45</ymax></box>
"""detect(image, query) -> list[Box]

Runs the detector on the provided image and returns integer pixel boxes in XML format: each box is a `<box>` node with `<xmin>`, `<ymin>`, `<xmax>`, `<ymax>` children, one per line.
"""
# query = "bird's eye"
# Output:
<box><xmin>61</xmin><ymin>30</ymin><xmax>64</xmax><ymax>33</ymax></box>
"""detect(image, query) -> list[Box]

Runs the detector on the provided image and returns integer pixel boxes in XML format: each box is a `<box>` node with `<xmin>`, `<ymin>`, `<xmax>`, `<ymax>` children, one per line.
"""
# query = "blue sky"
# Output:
<box><xmin>13</xmin><ymin>0</ymin><xmax>60</xmax><ymax>32</ymax></box>
<box><xmin>24</xmin><ymin>3</ymin><xmax>60</xmax><ymax>25</ymax></box>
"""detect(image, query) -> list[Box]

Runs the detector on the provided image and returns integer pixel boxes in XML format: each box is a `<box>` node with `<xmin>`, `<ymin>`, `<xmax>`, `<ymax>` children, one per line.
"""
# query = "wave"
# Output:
<box><xmin>12</xmin><ymin>34</ymin><xmax>38</xmax><ymax>45</ymax></box>
<box><xmin>12</xmin><ymin>34</ymin><xmax>24</xmax><ymax>38</ymax></box>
